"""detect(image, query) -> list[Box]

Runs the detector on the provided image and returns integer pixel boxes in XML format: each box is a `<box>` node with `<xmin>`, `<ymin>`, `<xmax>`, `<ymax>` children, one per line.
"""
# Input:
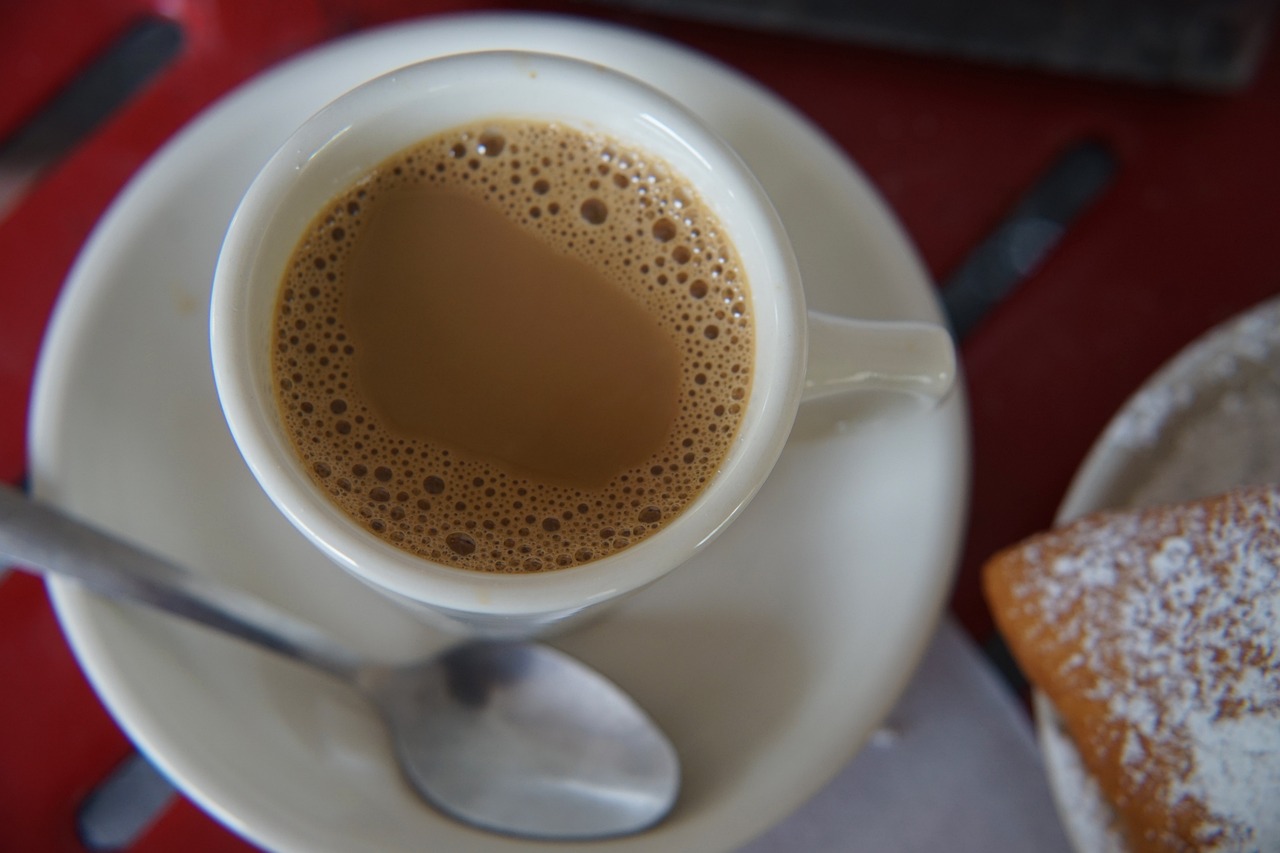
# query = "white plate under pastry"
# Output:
<box><xmin>29</xmin><ymin>13</ymin><xmax>968</xmax><ymax>852</ymax></box>
<box><xmin>1036</xmin><ymin>295</ymin><xmax>1280</xmax><ymax>852</ymax></box>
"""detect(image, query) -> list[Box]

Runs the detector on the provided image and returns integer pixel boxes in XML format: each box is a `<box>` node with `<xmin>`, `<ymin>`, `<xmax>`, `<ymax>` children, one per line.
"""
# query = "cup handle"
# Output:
<box><xmin>803</xmin><ymin>311</ymin><xmax>957</xmax><ymax>403</ymax></box>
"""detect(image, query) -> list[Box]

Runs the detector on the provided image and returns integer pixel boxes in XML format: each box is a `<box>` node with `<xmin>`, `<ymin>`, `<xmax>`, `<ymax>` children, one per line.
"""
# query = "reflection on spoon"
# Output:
<box><xmin>0</xmin><ymin>484</ymin><xmax>680</xmax><ymax>841</ymax></box>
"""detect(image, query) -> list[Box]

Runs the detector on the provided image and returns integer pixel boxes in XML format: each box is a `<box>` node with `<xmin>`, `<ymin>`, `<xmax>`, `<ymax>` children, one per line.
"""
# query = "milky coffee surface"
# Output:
<box><xmin>273</xmin><ymin>119</ymin><xmax>753</xmax><ymax>572</ymax></box>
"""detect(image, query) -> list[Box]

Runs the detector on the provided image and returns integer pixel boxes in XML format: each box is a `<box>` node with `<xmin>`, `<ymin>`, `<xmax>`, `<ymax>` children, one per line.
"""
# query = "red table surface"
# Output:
<box><xmin>2</xmin><ymin>1</ymin><xmax>1278</xmax><ymax>850</ymax></box>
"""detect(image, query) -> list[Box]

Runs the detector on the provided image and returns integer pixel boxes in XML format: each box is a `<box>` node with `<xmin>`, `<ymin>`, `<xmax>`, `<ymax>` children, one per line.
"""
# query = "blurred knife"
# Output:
<box><xmin>0</xmin><ymin>16</ymin><xmax>182</xmax><ymax>221</ymax></box>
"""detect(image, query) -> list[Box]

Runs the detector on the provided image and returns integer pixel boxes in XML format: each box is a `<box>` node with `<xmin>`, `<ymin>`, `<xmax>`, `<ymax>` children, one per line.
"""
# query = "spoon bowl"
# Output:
<box><xmin>0</xmin><ymin>484</ymin><xmax>680</xmax><ymax>840</ymax></box>
<box><xmin>364</xmin><ymin>642</ymin><xmax>679</xmax><ymax>838</ymax></box>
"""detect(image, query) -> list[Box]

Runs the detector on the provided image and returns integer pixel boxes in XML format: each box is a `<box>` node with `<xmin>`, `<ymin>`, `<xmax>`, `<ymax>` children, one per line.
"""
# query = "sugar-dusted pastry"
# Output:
<box><xmin>983</xmin><ymin>484</ymin><xmax>1280</xmax><ymax>853</ymax></box>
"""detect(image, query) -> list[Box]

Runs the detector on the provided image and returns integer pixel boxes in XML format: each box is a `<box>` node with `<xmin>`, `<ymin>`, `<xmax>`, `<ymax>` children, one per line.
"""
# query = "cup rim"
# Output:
<box><xmin>210</xmin><ymin>50</ymin><xmax>806</xmax><ymax>619</ymax></box>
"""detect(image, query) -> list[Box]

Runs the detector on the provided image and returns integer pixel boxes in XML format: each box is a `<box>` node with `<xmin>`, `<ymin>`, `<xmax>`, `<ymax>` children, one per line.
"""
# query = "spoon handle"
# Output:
<box><xmin>0</xmin><ymin>483</ymin><xmax>363</xmax><ymax>680</ymax></box>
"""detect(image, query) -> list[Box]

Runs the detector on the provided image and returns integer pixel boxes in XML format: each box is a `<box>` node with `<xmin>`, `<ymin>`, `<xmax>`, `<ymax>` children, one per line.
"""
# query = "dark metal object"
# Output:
<box><xmin>77</xmin><ymin>753</ymin><xmax>175</xmax><ymax>851</ymax></box>
<box><xmin>941</xmin><ymin>140</ymin><xmax>1118</xmax><ymax>340</ymax></box>
<box><xmin>0</xmin><ymin>16</ymin><xmax>182</xmax><ymax>219</ymax></box>
<box><xmin>595</xmin><ymin>0</ymin><xmax>1276</xmax><ymax>90</ymax></box>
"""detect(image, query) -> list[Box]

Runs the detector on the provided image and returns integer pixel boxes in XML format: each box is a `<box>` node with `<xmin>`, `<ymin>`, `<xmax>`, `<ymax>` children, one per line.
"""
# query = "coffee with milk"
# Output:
<box><xmin>272</xmin><ymin>119</ymin><xmax>753</xmax><ymax>573</ymax></box>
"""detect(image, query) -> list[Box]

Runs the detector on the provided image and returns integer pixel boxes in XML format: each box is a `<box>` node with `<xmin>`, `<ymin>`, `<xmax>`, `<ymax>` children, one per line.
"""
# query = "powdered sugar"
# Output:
<box><xmin>1034</xmin><ymin>297</ymin><xmax>1280</xmax><ymax>852</ymax></box>
<box><xmin>1038</xmin><ymin>692</ymin><xmax>1130</xmax><ymax>853</ymax></box>
<box><xmin>1177</xmin><ymin>712</ymin><xmax>1280</xmax><ymax>850</ymax></box>
<box><xmin>1019</xmin><ymin>487</ymin><xmax>1280</xmax><ymax>850</ymax></box>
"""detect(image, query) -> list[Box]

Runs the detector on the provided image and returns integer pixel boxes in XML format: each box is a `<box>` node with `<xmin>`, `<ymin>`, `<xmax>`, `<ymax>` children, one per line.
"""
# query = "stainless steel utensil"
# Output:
<box><xmin>0</xmin><ymin>484</ymin><xmax>679</xmax><ymax>840</ymax></box>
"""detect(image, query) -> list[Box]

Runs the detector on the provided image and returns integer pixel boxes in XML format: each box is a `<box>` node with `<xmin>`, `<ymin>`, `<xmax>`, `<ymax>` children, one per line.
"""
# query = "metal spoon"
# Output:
<box><xmin>0</xmin><ymin>484</ymin><xmax>680</xmax><ymax>840</ymax></box>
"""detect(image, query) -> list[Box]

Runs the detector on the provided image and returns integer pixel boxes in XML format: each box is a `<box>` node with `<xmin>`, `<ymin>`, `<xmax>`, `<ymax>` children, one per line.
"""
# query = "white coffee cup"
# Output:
<box><xmin>210</xmin><ymin>50</ymin><xmax>955</xmax><ymax>637</ymax></box>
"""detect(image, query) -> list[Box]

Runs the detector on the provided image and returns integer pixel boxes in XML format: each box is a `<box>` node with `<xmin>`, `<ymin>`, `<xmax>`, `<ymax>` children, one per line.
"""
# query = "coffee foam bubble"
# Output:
<box><xmin>273</xmin><ymin>119</ymin><xmax>752</xmax><ymax>572</ymax></box>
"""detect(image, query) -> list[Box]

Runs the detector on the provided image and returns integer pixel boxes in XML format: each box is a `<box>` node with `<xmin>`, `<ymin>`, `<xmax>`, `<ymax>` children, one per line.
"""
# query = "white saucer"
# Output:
<box><xmin>30</xmin><ymin>13</ymin><xmax>968</xmax><ymax>852</ymax></box>
<box><xmin>1035</xmin><ymin>296</ymin><xmax>1280</xmax><ymax>852</ymax></box>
